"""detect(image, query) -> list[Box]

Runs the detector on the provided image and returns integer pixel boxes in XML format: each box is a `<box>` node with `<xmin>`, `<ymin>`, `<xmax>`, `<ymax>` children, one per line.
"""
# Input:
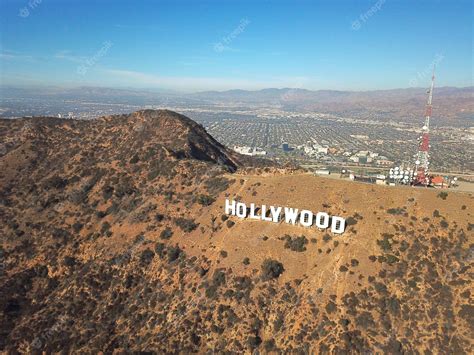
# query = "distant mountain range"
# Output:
<box><xmin>1</xmin><ymin>85</ymin><xmax>472</xmax><ymax>122</ymax></box>
<box><xmin>192</xmin><ymin>87</ymin><xmax>474</xmax><ymax>121</ymax></box>
<box><xmin>193</xmin><ymin>86</ymin><xmax>473</xmax><ymax>105</ymax></box>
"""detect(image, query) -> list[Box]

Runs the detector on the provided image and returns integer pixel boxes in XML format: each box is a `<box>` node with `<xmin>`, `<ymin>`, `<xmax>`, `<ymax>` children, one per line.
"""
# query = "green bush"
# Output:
<box><xmin>63</xmin><ymin>256</ymin><xmax>76</xmax><ymax>267</ymax></box>
<box><xmin>387</xmin><ymin>208</ymin><xmax>404</xmax><ymax>215</ymax></box>
<box><xmin>72</xmin><ymin>222</ymin><xmax>83</xmax><ymax>233</ymax></box>
<box><xmin>323</xmin><ymin>234</ymin><xmax>332</xmax><ymax>243</ymax></box>
<box><xmin>212</xmin><ymin>269</ymin><xmax>226</xmax><ymax>286</ymax></box>
<box><xmin>160</xmin><ymin>227</ymin><xmax>173</xmax><ymax>240</ymax></box>
<box><xmin>174</xmin><ymin>217</ymin><xmax>198</xmax><ymax>232</ymax></box>
<box><xmin>264</xmin><ymin>339</ymin><xmax>276</xmax><ymax>352</ymax></box>
<box><xmin>140</xmin><ymin>249</ymin><xmax>155</xmax><ymax>266</ymax></box>
<box><xmin>155</xmin><ymin>242</ymin><xmax>165</xmax><ymax>258</ymax></box>
<box><xmin>437</xmin><ymin>191</ymin><xmax>448</xmax><ymax>200</ymax></box>
<box><xmin>167</xmin><ymin>245</ymin><xmax>182</xmax><ymax>262</ymax></box>
<box><xmin>247</xmin><ymin>336</ymin><xmax>262</xmax><ymax>349</ymax></box>
<box><xmin>196</xmin><ymin>194</ymin><xmax>215</xmax><ymax>206</ymax></box>
<box><xmin>325</xmin><ymin>301</ymin><xmax>337</xmax><ymax>313</ymax></box>
<box><xmin>284</xmin><ymin>235</ymin><xmax>308</xmax><ymax>252</ymax></box>
<box><xmin>261</xmin><ymin>259</ymin><xmax>284</xmax><ymax>280</ymax></box>
<box><xmin>377</xmin><ymin>234</ymin><xmax>393</xmax><ymax>252</ymax></box>
<box><xmin>205</xmin><ymin>284</ymin><xmax>218</xmax><ymax>299</ymax></box>
<box><xmin>45</xmin><ymin>175</ymin><xmax>68</xmax><ymax>190</ymax></box>
<box><xmin>129</xmin><ymin>154</ymin><xmax>140</xmax><ymax>164</ymax></box>
<box><xmin>101</xmin><ymin>222</ymin><xmax>111</xmax><ymax>234</ymax></box>
<box><xmin>440</xmin><ymin>220</ymin><xmax>449</xmax><ymax>228</ymax></box>
<box><xmin>385</xmin><ymin>254</ymin><xmax>399</xmax><ymax>264</ymax></box>
<box><xmin>102</xmin><ymin>185</ymin><xmax>114</xmax><ymax>200</ymax></box>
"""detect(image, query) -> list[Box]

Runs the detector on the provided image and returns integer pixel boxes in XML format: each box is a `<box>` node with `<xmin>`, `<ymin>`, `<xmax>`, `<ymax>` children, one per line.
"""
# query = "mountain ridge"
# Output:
<box><xmin>3</xmin><ymin>85</ymin><xmax>471</xmax><ymax>122</ymax></box>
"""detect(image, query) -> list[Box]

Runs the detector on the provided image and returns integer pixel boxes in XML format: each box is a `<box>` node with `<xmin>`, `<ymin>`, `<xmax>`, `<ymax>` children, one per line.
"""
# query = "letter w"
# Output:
<box><xmin>284</xmin><ymin>207</ymin><xmax>299</xmax><ymax>225</ymax></box>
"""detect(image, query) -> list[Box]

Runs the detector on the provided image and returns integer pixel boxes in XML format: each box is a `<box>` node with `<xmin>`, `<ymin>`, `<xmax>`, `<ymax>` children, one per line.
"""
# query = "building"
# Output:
<box><xmin>317</xmin><ymin>147</ymin><xmax>329</xmax><ymax>154</ymax></box>
<box><xmin>233</xmin><ymin>146</ymin><xmax>267</xmax><ymax>156</ymax></box>
<box><xmin>431</xmin><ymin>176</ymin><xmax>447</xmax><ymax>188</ymax></box>
<box><xmin>376</xmin><ymin>158</ymin><xmax>393</xmax><ymax>166</ymax></box>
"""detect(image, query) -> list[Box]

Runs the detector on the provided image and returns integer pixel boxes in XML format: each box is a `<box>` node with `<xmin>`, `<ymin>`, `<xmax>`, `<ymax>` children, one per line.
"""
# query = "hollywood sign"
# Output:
<box><xmin>225</xmin><ymin>199</ymin><xmax>346</xmax><ymax>234</ymax></box>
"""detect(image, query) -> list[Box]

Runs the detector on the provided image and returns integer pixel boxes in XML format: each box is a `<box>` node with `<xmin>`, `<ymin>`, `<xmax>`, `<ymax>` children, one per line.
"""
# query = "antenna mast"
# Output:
<box><xmin>413</xmin><ymin>66</ymin><xmax>435</xmax><ymax>186</ymax></box>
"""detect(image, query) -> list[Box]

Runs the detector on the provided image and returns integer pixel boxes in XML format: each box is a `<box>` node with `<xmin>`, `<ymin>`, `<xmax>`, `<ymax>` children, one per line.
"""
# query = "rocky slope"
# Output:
<box><xmin>0</xmin><ymin>110</ymin><xmax>472</xmax><ymax>353</ymax></box>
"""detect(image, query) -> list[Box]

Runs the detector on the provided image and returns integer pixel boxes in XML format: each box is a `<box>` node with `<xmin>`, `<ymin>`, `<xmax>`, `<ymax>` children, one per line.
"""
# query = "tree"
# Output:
<box><xmin>261</xmin><ymin>259</ymin><xmax>284</xmax><ymax>280</ymax></box>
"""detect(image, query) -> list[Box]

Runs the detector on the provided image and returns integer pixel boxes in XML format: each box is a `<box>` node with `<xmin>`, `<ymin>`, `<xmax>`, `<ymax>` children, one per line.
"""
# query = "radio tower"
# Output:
<box><xmin>413</xmin><ymin>67</ymin><xmax>436</xmax><ymax>186</ymax></box>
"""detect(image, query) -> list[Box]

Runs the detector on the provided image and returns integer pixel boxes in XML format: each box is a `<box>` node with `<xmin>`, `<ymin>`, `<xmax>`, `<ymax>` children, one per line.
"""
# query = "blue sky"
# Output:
<box><xmin>1</xmin><ymin>0</ymin><xmax>472</xmax><ymax>91</ymax></box>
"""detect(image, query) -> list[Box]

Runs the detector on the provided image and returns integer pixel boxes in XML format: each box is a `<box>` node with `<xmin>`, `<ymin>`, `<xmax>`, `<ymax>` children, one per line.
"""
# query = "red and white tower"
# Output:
<box><xmin>413</xmin><ymin>68</ymin><xmax>436</xmax><ymax>186</ymax></box>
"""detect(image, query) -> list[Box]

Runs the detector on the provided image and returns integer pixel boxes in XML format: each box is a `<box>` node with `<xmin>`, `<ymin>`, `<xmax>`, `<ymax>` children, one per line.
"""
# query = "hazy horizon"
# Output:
<box><xmin>1</xmin><ymin>83</ymin><xmax>473</xmax><ymax>96</ymax></box>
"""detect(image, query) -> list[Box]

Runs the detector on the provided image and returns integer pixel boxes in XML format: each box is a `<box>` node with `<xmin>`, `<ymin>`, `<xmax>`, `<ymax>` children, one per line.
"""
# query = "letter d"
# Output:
<box><xmin>331</xmin><ymin>216</ymin><xmax>346</xmax><ymax>234</ymax></box>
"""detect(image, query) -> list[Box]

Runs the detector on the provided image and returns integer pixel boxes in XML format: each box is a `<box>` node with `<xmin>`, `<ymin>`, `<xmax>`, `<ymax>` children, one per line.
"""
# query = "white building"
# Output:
<box><xmin>233</xmin><ymin>146</ymin><xmax>267</xmax><ymax>156</ymax></box>
<box><xmin>303</xmin><ymin>141</ymin><xmax>329</xmax><ymax>156</ymax></box>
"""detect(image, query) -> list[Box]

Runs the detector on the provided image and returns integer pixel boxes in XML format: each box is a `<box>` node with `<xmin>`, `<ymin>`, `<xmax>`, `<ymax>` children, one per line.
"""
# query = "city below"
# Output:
<box><xmin>1</xmin><ymin>86</ymin><xmax>472</xmax><ymax>182</ymax></box>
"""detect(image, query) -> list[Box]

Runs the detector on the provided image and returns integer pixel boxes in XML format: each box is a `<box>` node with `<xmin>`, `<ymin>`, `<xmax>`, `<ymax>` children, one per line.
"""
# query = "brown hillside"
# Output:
<box><xmin>0</xmin><ymin>110</ymin><xmax>472</xmax><ymax>353</ymax></box>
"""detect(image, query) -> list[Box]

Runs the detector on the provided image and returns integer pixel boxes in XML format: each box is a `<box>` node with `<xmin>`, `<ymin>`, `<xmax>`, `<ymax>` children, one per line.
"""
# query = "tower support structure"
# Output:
<box><xmin>413</xmin><ymin>68</ymin><xmax>436</xmax><ymax>186</ymax></box>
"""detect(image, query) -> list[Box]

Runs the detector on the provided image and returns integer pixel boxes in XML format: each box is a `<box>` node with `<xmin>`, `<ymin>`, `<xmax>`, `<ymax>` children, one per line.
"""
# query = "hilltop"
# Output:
<box><xmin>0</xmin><ymin>110</ymin><xmax>472</xmax><ymax>353</ymax></box>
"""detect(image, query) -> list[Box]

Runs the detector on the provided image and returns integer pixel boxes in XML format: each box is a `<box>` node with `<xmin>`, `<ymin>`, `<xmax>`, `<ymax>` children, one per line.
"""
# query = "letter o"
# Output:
<box><xmin>300</xmin><ymin>210</ymin><xmax>313</xmax><ymax>227</ymax></box>
<box><xmin>236</xmin><ymin>202</ymin><xmax>247</xmax><ymax>218</ymax></box>
<box><xmin>315</xmin><ymin>212</ymin><xmax>329</xmax><ymax>229</ymax></box>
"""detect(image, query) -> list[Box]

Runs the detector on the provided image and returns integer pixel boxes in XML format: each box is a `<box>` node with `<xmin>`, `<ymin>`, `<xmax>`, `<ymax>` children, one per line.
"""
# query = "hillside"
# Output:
<box><xmin>0</xmin><ymin>110</ymin><xmax>472</xmax><ymax>353</ymax></box>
